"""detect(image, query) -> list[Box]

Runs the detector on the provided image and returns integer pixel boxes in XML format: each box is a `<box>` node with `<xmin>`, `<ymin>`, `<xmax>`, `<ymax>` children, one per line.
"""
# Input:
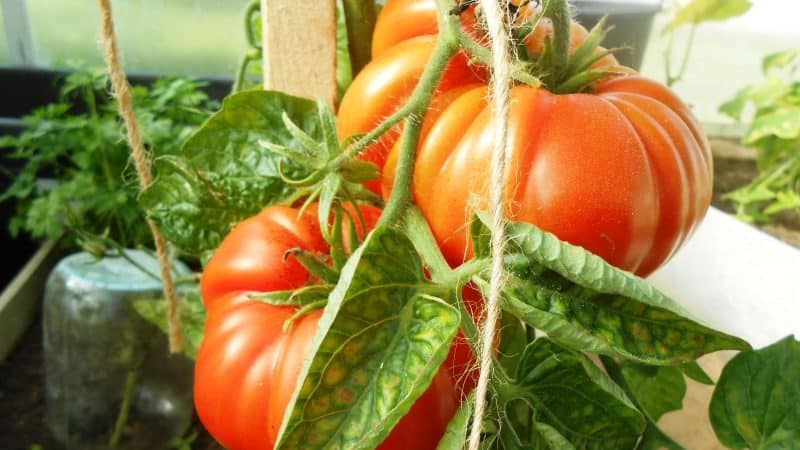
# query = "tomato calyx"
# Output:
<box><xmin>452</xmin><ymin>0</ymin><xmax>629</xmax><ymax>94</ymax></box>
<box><xmin>259</xmin><ymin>99</ymin><xmax>384</xmax><ymax>233</ymax></box>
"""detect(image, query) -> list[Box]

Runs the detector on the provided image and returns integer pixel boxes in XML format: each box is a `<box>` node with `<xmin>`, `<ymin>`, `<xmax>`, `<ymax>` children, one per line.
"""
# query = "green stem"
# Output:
<box><xmin>243</xmin><ymin>1</ymin><xmax>261</xmax><ymax>48</ymax></box>
<box><xmin>454</xmin><ymin>27</ymin><xmax>540</xmax><ymax>87</ymax></box>
<box><xmin>232</xmin><ymin>1</ymin><xmax>262</xmax><ymax>93</ymax></box>
<box><xmin>109</xmin><ymin>370</ymin><xmax>137</xmax><ymax>448</ymax></box>
<box><xmin>342</xmin><ymin>0</ymin><xmax>377</xmax><ymax>78</ymax></box>
<box><xmin>673</xmin><ymin>24</ymin><xmax>697</xmax><ymax>87</ymax></box>
<box><xmin>403</xmin><ymin>206</ymin><xmax>451</xmax><ymax>278</ymax></box>
<box><xmin>377</xmin><ymin>9</ymin><xmax>460</xmax><ymax>226</ymax></box>
<box><xmin>233</xmin><ymin>55</ymin><xmax>252</xmax><ymax>93</ymax></box>
<box><xmin>448</xmin><ymin>257</ymin><xmax>490</xmax><ymax>286</ymax></box>
<box><xmin>542</xmin><ymin>0</ymin><xmax>572</xmax><ymax>86</ymax></box>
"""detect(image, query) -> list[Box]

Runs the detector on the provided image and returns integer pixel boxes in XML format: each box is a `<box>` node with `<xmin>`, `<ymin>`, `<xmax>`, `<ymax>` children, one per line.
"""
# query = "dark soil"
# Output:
<box><xmin>0</xmin><ymin>140</ymin><xmax>797</xmax><ymax>450</ymax></box>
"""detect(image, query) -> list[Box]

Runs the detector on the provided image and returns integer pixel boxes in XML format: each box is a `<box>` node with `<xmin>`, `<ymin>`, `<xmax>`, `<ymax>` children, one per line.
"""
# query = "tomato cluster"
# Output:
<box><xmin>194</xmin><ymin>0</ymin><xmax>713</xmax><ymax>447</ymax></box>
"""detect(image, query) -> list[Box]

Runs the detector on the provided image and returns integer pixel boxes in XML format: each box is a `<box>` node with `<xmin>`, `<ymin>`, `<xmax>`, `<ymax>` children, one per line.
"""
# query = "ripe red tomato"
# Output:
<box><xmin>383</xmin><ymin>80</ymin><xmax>711</xmax><ymax>276</ymax></box>
<box><xmin>195</xmin><ymin>205</ymin><xmax>460</xmax><ymax>450</ymax></box>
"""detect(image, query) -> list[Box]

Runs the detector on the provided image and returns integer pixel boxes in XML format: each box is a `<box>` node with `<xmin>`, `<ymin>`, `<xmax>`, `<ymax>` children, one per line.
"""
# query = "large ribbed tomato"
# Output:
<box><xmin>344</xmin><ymin>0</ymin><xmax>710</xmax><ymax>276</ymax></box>
<box><xmin>383</xmin><ymin>78</ymin><xmax>712</xmax><ymax>276</ymax></box>
<box><xmin>338</xmin><ymin>0</ymin><xmax>618</xmax><ymax>194</ymax></box>
<box><xmin>195</xmin><ymin>205</ymin><xmax>460</xmax><ymax>450</ymax></box>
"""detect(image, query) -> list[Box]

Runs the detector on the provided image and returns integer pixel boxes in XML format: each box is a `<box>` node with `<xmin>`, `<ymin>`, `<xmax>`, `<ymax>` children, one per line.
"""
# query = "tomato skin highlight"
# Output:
<box><xmin>195</xmin><ymin>205</ymin><xmax>459</xmax><ymax>450</ymax></box>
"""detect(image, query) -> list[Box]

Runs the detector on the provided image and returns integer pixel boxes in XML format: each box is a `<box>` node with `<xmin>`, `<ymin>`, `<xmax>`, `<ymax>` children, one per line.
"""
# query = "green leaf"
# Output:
<box><xmin>764</xmin><ymin>189</ymin><xmax>800</xmax><ymax>215</ymax></box>
<box><xmin>533</xmin><ymin>422</ymin><xmax>578</xmax><ymax>450</ymax></box>
<box><xmin>762</xmin><ymin>49</ymin><xmax>800</xmax><ymax>74</ymax></box>
<box><xmin>436</xmin><ymin>395</ymin><xmax>473</xmax><ymax>450</ymax></box>
<box><xmin>719</xmin><ymin>78</ymin><xmax>790</xmax><ymax>121</ymax></box>
<box><xmin>141</xmin><ymin>90</ymin><xmax>321</xmax><ymax>255</ymax></box>
<box><xmin>600</xmin><ymin>356</ymin><xmax>686</xmax><ymax>450</ymax></box>
<box><xmin>277</xmin><ymin>227</ymin><xmax>460</xmax><ymax>450</ymax></box>
<box><xmin>472</xmin><ymin>216</ymin><xmax>751</xmax><ymax>365</ymax></box>
<box><xmin>709</xmin><ymin>335</ymin><xmax>800</xmax><ymax>449</ymax></box>
<box><xmin>744</xmin><ymin>106</ymin><xmax>800</xmax><ymax>144</ymax></box>
<box><xmin>132</xmin><ymin>285</ymin><xmax>205</xmax><ymax>360</ymax></box>
<box><xmin>512</xmin><ymin>339</ymin><xmax>645</xmax><ymax>449</ymax></box>
<box><xmin>679</xmin><ymin>361</ymin><xmax>715</xmax><ymax>386</ymax></box>
<box><xmin>664</xmin><ymin>0</ymin><xmax>752</xmax><ymax>33</ymax></box>
<box><xmin>619</xmin><ymin>362</ymin><xmax>686</xmax><ymax>421</ymax></box>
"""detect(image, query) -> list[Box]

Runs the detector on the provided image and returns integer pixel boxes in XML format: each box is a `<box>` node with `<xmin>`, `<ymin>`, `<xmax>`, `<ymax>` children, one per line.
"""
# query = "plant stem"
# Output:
<box><xmin>403</xmin><ymin>206</ymin><xmax>452</xmax><ymax>278</ymax></box>
<box><xmin>454</xmin><ymin>27</ymin><xmax>540</xmax><ymax>87</ymax></box>
<box><xmin>233</xmin><ymin>1</ymin><xmax>261</xmax><ymax>93</ymax></box>
<box><xmin>342</xmin><ymin>0</ymin><xmax>377</xmax><ymax>78</ymax></box>
<box><xmin>542</xmin><ymin>0</ymin><xmax>572</xmax><ymax>86</ymax></box>
<box><xmin>673</xmin><ymin>24</ymin><xmax>697</xmax><ymax>87</ymax></box>
<box><xmin>375</xmin><ymin>4</ymin><xmax>460</xmax><ymax>227</ymax></box>
<box><xmin>109</xmin><ymin>369</ymin><xmax>137</xmax><ymax>448</ymax></box>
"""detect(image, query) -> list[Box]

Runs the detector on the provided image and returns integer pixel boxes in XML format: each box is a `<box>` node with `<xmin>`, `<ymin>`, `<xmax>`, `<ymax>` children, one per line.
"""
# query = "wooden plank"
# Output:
<box><xmin>0</xmin><ymin>240</ymin><xmax>60</xmax><ymax>361</ymax></box>
<box><xmin>261</xmin><ymin>0</ymin><xmax>337</xmax><ymax>105</ymax></box>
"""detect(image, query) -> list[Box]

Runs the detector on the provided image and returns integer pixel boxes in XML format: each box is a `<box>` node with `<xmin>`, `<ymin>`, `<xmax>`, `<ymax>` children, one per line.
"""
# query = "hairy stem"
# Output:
<box><xmin>375</xmin><ymin>1</ymin><xmax>461</xmax><ymax>227</ymax></box>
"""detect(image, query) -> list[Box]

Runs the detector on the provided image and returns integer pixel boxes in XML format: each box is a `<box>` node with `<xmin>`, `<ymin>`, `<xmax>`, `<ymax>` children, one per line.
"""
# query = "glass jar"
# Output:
<box><xmin>43</xmin><ymin>250</ymin><xmax>194</xmax><ymax>450</ymax></box>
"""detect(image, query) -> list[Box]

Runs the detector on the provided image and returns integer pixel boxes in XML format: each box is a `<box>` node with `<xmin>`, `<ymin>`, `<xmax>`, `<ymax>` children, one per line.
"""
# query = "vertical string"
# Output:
<box><xmin>468</xmin><ymin>0</ymin><xmax>514</xmax><ymax>449</ymax></box>
<box><xmin>97</xmin><ymin>0</ymin><xmax>184</xmax><ymax>353</ymax></box>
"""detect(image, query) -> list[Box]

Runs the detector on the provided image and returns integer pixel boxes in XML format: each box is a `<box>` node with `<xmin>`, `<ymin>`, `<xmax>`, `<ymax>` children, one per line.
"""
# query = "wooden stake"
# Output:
<box><xmin>261</xmin><ymin>0</ymin><xmax>337</xmax><ymax>105</ymax></box>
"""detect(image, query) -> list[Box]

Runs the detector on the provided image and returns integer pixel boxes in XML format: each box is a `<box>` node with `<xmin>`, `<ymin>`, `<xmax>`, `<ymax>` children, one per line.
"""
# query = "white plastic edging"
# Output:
<box><xmin>649</xmin><ymin>207</ymin><xmax>800</xmax><ymax>349</ymax></box>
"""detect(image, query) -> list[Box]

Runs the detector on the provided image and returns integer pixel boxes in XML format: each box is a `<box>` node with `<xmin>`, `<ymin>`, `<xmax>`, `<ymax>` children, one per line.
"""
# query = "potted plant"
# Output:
<box><xmin>0</xmin><ymin>68</ymin><xmax>218</xmax><ymax>447</ymax></box>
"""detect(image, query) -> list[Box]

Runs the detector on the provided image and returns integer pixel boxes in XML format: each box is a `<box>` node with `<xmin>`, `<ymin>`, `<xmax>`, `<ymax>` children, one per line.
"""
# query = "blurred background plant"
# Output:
<box><xmin>655</xmin><ymin>0</ymin><xmax>800</xmax><ymax>226</ymax></box>
<box><xmin>719</xmin><ymin>49</ymin><xmax>800</xmax><ymax>224</ymax></box>
<box><xmin>0</xmin><ymin>68</ymin><xmax>218</xmax><ymax>253</ymax></box>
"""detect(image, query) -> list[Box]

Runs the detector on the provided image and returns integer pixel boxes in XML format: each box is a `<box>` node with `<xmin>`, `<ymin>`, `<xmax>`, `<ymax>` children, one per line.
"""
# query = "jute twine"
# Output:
<box><xmin>468</xmin><ymin>0</ymin><xmax>515</xmax><ymax>449</ymax></box>
<box><xmin>97</xmin><ymin>0</ymin><xmax>184</xmax><ymax>353</ymax></box>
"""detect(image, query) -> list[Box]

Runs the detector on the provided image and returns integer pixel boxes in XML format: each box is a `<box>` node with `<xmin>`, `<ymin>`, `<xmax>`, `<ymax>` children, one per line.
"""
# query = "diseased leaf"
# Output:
<box><xmin>132</xmin><ymin>284</ymin><xmax>205</xmax><ymax>360</ymax></box>
<box><xmin>141</xmin><ymin>90</ymin><xmax>320</xmax><ymax>256</ymax></box>
<box><xmin>664</xmin><ymin>0</ymin><xmax>751</xmax><ymax>32</ymax></box>
<box><xmin>620</xmin><ymin>362</ymin><xmax>686</xmax><ymax>421</ymax></box>
<box><xmin>512</xmin><ymin>339</ymin><xmax>645</xmax><ymax>449</ymax></box>
<box><xmin>744</xmin><ymin>106</ymin><xmax>800</xmax><ymax>144</ymax></box>
<box><xmin>277</xmin><ymin>227</ymin><xmax>460</xmax><ymax>450</ymax></box>
<box><xmin>472</xmin><ymin>216</ymin><xmax>751</xmax><ymax>365</ymax></box>
<box><xmin>709</xmin><ymin>335</ymin><xmax>800</xmax><ymax>449</ymax></box>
